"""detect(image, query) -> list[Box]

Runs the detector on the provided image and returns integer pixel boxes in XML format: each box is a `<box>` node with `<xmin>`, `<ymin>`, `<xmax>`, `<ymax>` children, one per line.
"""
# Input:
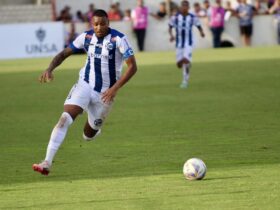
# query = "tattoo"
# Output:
<box><xmin>47</xmin><ymin>48</ymin><xmax>73</xmax><ymax>72</ymax></box>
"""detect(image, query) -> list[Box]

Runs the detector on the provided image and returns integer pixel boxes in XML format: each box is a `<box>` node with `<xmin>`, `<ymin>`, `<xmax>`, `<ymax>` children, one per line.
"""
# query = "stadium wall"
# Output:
<box><xmin>66</xmin><ymin>15</ymin><xmax>278</xmax><ymax>51</ymax></box>
<box><xmin>0</xmin><ymin>16</ymin><xmax>277</xmax><ymax>59</ymax></box>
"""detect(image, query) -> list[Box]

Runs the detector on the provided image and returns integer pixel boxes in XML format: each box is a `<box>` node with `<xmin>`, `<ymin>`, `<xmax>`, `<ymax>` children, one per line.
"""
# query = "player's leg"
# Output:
<box><xmin>180</xmin><ymin>46</ymin><xmax>192</xmax><ymax>88</ymax></box>
<box><xmin>83</xmin><ymin>92</ymin><xmax>113</xmax><ymax>141</ymax></box>
<box><xmin>83</xmin><ymin>120</ymin><xmax>100</xmax><ymax>140</ymax></box>
<box><xmin>176</xmin><ymin>48</ymin><xmax>184</xmax><ymax>85</ymax></box>
<box><xmin>33</xmin><ymin>80</ymin><xmax>90</xmax><ymax>175</ymax></box>
<box><xmin>180</xmin><ymin>60</ymin><xmax>191</xmax><ymax>88</ymax></box>
<box><xmin>33</xmin><ymin>105</ymin><xmax>83</xmax><ymax>175</ymax></box>
<box><xmin>44</xmin><ymin>105</ymin><xmax>83</xmax><ymax>165</ymax></box>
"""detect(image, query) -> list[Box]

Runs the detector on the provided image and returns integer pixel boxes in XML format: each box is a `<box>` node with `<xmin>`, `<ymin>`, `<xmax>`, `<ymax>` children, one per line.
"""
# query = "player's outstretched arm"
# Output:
<box><xmin>169</xmin><ymin>27</ymin><xmax>175</xmax><ymax>42</ymax></box>
<box><xmin>39</xmin><ymin>47</ymin><xmax>74</xmax><ymax>83</ymax></box>
<box><xmin>197</xmin><ymin>26</ymin><xmax>205</xmax><ymax>38</ymax></box>
<box><xmin>101</xmin><ymin>55</ymin><xmax>137</xmax><ymax>104</ymax></box>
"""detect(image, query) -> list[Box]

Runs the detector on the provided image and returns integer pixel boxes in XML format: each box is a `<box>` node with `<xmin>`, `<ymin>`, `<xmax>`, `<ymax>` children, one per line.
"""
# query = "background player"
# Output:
<box><xmin>169</xmin><ymin>0</ymin><xmax>205</xmax><ymax>88</ymax></box>
<box><xmin>32</xmin><ymin>9</ymin><xmax>137</xmax><ymax>175</ymax></box>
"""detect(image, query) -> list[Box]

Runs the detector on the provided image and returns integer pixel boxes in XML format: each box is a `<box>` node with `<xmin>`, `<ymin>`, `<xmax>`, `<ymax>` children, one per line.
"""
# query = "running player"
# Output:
<box><xmin>33</xmin><ymin>9</ymin><xmax>137</xmax><ymax>175</ymax></box>
<box><xmin>169</xmin><ymin>0</ymin><xmax>205</xmax><ymax>88</ymax></box>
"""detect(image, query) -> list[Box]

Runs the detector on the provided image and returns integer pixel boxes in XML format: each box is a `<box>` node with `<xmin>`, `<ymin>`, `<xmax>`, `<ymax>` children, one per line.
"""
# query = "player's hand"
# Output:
<box><xmin>39</xmin><ymin>70</ymin><xmax>54</xmax><ymax>83</ymax></box>
<box><xmin>101</xmin><ymin>87</ymin><xmax>117</xmax><ymax>104</ymax></box>
<box><xmin>170</xmin><ymin>35</ymin><xmax>175</xmax><ymax>42</ymax></box>
<box><xmin>201</xmin><ymin>31</ymin><xmax>205</xmax><ymax>38</ymax></box>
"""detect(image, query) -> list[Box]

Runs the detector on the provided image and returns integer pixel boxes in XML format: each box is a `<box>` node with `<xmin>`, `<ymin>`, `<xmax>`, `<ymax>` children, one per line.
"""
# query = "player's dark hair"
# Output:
<box><xmin>181</xmin><ymin>0</ymin><xmax>189</xmax><ymax>6</ymax></box>
<box><xmin>93</xmin><ymin>9</ymin><xmax>108</xmax><ymax>18</ymax></box>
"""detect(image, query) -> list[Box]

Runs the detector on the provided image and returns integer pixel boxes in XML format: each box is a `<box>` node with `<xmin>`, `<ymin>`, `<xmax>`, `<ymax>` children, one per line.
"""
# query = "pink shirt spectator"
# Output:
<box><xmin>209</xmin><ymin>6</ymin><xmax>225</xmax><ymax>27</ymax></box>
<box><xmin>131</xmin><ymin>6</ymin><xmax>148</xmax><ymax>29</ymax></box>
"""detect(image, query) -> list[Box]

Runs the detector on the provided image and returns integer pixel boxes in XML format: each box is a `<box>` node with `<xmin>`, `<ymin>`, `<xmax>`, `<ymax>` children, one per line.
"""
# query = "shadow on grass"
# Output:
<box><xmin>204</xmin><ymin>175</ymin><xmax>248</xmax><ymax>181</ymax></box>
<box><xmin>2</xmin><ymin>197</ymin><xmax>149</xmax><ymax>209</ymax></box>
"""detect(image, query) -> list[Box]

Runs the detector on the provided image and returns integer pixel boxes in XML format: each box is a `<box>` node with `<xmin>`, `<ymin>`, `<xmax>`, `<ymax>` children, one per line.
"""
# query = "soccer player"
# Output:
<box><xmin>169</xmin><ymin>0</ymin><xmax>205</xmax><ymax>88</ymax></box>
<box><xmin>32</xmin><ymin>9</ymin><xmax>137</xmax><ymax>175</ymax></box>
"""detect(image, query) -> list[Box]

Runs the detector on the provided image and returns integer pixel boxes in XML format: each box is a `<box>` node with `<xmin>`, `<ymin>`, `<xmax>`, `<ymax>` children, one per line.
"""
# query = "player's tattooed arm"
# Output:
<box><xmin>47</xmin><ymin>47</ymin><xmax>74</xmax><ymax>72</ymax></box>
<box><xmin>39</xmin><ymin>47</ymin><xmax>74</xmax><ymax>83</ymax></box>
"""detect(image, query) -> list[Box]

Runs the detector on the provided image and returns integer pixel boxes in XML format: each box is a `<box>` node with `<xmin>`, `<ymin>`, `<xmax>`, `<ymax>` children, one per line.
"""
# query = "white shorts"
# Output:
<box><xmin>176</xmin><ymin>46</ymin><xmax>193</xmax><ymax>63</ymax></box>
<box><xmin>64</xmin><ymin>79</ymin><xmax>113</xmax><ymax>130</ymax></box>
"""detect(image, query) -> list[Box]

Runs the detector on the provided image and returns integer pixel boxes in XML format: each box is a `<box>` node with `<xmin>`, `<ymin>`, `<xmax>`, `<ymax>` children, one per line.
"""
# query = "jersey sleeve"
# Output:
<box><xmin>68</xmin><ymin>33</ymin><xmax>86</xmax><ymax>53</ymax></box>
<box><xmin>169</xmin><ymin>15</ymin><xmax>176</xmax><ymax>28</ymax></box>
<box><xmin>118</xmin><ymin>36</ymin><xmax>134</xmax><ymax>60</ymax></box>
<box><xmin>193</xmin><ymin>15</ymin><xmax>201</xmax><ymax>27</ymax></box>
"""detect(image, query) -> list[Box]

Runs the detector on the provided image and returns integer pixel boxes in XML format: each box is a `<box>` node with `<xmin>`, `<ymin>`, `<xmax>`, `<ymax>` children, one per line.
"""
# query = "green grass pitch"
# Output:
<box><xmin>0</xmin><ymin>47</ymin><xmax>280</xmax><ymax>209</ymax></box>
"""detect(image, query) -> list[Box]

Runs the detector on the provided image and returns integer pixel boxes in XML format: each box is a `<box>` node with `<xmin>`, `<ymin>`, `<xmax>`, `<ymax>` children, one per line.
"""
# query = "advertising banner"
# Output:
<box><xmin>0</xmin><ymin>22</ymin><xmax>64</xmax><ymax>60</ymax></box>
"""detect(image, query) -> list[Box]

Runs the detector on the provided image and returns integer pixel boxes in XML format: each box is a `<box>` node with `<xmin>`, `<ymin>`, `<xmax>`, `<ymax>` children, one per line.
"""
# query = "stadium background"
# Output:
<box><xmin>0</xmin><ymin>0</ymin><xmax>279</xmax><ymax>60</ymax></box>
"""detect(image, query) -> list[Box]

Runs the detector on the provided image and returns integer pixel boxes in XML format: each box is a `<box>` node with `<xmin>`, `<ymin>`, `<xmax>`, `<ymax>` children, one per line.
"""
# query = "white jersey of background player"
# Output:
<box><xmin>169</xmin><ymin>0</ymin><xmax>205</xmax><ymax>88</ymax></box>
<box><xmin>32</xmin><ymin>9</ymin><xmax>137</xmax><ymax>175</ymax></box>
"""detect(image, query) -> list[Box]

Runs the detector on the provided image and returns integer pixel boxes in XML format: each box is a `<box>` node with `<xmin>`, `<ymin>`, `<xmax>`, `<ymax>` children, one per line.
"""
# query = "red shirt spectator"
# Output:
<box><xmin>108</xmin><ymin>4</ymin><xmax>122</xmax><ymax>21</ymax></box>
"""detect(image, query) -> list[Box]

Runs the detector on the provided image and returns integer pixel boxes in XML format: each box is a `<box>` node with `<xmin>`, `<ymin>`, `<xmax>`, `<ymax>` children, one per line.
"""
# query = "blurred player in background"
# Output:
<box><xmin>32</xmin><ymin>9</ymin><xmax>137</xmax><ymax>175</ymax></box>
<box><xmin>169</xmin><ymin>0</ymin><xmax>205</xmax><ymax>88</ymax></box>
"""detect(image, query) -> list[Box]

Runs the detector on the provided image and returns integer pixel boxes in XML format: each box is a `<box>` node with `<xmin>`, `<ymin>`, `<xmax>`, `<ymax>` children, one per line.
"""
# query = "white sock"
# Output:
<box><xmin>182</xmin><ymin>64</ymin><xmax>190</xmax><ymax>83</ymax></box>
<box><xmin>45</xmin><ymin>112</ymin><xmax>73</xmax><ymax>165</ymax></box>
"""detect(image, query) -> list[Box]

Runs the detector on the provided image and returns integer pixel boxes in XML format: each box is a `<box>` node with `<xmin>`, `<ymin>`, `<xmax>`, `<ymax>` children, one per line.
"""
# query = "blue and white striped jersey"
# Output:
<box><xmin>169</xmin><ymin>12</ymin><xmax>201</xmax><ymax>48</ymax></box>
<box><xmin>69</xmin><ymin>28</ymin><xmax>134</xmax><ymax>93</ymax></box>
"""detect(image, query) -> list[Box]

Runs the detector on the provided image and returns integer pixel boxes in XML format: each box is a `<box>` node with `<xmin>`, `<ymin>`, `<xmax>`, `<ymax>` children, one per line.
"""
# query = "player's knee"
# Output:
<box><xmin>88</xmin><ymin>118</ymin><xmax>103</xmax><ymax>130</ymax></box>
<box><xmin>182</xmin><ymin>58</ymin><xmax>190</xmax><ymax>64</ymax></box>
<box><xmin>177</xmin><ymin>62</ymin><xmax>183</xmax><ymax>68</ymax></box>
<box><xmin>56</xmin><ymin>112</ymin><xmax>73</xmax><ymax>129</ymax></box>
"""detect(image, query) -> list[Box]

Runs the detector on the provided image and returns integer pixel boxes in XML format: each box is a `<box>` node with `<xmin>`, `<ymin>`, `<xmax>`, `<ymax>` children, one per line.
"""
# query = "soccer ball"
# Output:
<box><xmin>183</xmin><ymin>158</ymin><xmax>207</xmax><ymax>180</ymax></box>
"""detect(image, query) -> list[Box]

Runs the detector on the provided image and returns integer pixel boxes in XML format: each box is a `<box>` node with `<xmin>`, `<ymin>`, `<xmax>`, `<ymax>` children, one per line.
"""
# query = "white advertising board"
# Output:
<box><xmin>0</xmin><ymin>22</ymin><xmax>64</xmax><ymax>60</ymax></box>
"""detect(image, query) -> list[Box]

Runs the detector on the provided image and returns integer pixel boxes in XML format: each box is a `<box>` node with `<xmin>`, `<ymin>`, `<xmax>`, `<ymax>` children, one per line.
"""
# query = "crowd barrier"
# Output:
<box><xmin>0</xmin><ymin>22</ymin><xmax>64</xmax><ymax>60</ymax></box>
<box><xmin>0</xmin><ymin>15</ymin><xmax>278</xmax><ymax>60</ymax></box>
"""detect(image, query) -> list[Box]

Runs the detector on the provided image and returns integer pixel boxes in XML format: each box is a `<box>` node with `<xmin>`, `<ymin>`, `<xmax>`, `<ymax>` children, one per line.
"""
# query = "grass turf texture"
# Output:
<box><xmin>0</xmin><ymin>47</ymin><xmax>280</xmax><ymax>209</ymax></box>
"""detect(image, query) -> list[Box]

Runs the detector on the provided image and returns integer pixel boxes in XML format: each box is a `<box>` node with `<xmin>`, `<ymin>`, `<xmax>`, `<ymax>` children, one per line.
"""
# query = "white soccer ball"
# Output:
<box><xmin>183</xmin><ymin>158</ymin><xmax>207</xmax><ymax>180</ymax></box>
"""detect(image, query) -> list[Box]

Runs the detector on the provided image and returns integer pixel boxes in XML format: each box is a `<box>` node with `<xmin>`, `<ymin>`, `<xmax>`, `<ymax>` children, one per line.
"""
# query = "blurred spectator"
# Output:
<box><xmin>123</xmin><ymin>9</ymin><xmax>132</xmax><ymax>21</ymax></box>
<box><xmin>73</xmin><ymin>10</ymin><xmax>86</xmax><ymax>23</ymax></box>
<box><xmin>115</xmin><ymin>1</ymin><xmax>124</xmax><ymax>19</ymax></box>
<box><xmin>108</xmin><ymin>4</ymin><xmax>122</xmax><ymax>21</ymax></box>
<box><xmin>235</xmin><ymin>0</ymin><xmax>256</xmax><ymax>46</ymax></box>
<box><xmin>208</xmin><ymin>0</ymin><xmax>225</xmax><ymax>48</ymax></box>
<box><xmin>234</xmin><ymin>0</ymin><xmax>242</xmax><ymax>9</ymax></box>
<box><xmin>56</xmin><ymin>9</ymin><xmax>67</xmax><ymax>22</ymax></box>
<box><xmin>166</xmin><ymin>0</ymin><xmax>179</xmax><ymax>16</ymax></box>
<box><xmin>268</xmin><ymin>0</ymin><xmax>275</xmax><ymax>8</ymax></box>
<box><xmin>255</xmin><ymin>0</ymin><xmax>269</xmax><ymax>14</ymax></box>
<box><xmin>269</xmin><ymin>0</ymin><xmax>280</xmax><ymax>43</ymax></box>
<box><xmin>56</xmin><ymin>6</ymin><xmax>72</xmax><ymax>23</ymax></box>
<box><xmin>131</xmin><ymin>0</ymin><xmax>149</xmax><ymax>51</ymax></box>
<box><xmin>150</xmin><ymin>2</ymin><xmax>167</xmax><ymax>20</ymax></box>
<box><xmin>192</xmin><ymin>2</ymin><xmax>207</xmax><ymax>17</ymax></box>
<box><xmin>202</xmin><ymin>0</ymin><xmax>211</xmax><ymax>15</ymax></box>
<box><xmin>65</xmin><ymin>22</ymin><xmax>78</xmax><ymax>48</ymax></box>
<box><xmin>224</xmin><ymin>1</ymin><xmax>234</xmax><ymax>20</ymax></box>
<box><xmin>85</xmin><ymin>3</ymin><xmax>96</xmax><ymax>23</ymax></box>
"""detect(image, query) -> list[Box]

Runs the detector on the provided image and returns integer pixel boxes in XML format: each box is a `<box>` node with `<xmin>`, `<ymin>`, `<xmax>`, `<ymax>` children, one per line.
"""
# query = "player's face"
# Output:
<box><xmin>181</xmin><ymin>3</ymin><xmax>189</xmax><ymax>13</ymax></box>
<box><xmin>92</xmin><ymin>16</ymin><xmax>109</xmax><ymax>38</ymax></box>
